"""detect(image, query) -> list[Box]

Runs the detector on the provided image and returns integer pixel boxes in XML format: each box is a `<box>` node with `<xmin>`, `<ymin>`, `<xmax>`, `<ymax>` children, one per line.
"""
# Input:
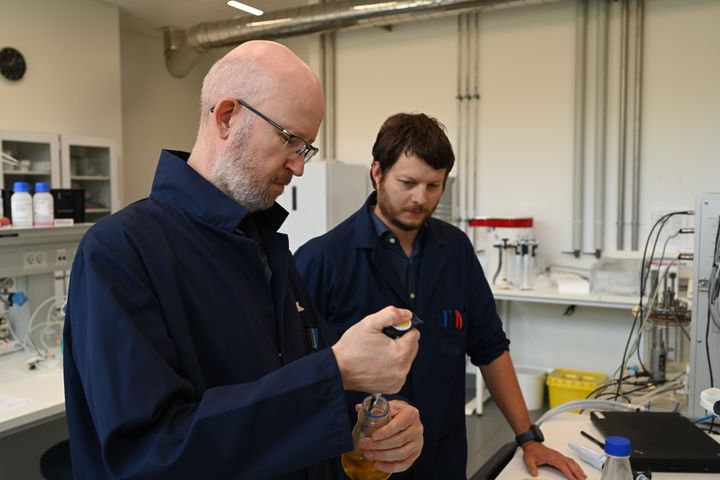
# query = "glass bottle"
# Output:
<box><xmin>341</xmin><ymin>395</ymin><xmax>392</xmax><ymax>480</ymax></box>
<box><xmin>600</xmin><ymin>436</ymin><xmax>633</xmax><ymax>480</ymax></box>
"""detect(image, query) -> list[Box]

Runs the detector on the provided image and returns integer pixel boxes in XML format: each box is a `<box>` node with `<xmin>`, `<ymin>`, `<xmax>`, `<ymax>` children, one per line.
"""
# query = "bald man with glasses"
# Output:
<box><xmin>63</xmin><ymin>41</ymin><xmax>423</xmax><ymax>480</ymax></box>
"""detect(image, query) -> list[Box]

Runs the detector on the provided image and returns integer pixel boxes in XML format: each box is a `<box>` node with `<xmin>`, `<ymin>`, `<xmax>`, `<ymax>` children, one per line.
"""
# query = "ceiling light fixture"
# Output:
<box><xmin>227</xmin><ymin>1</ymin><xmax>264</xmax><ymax>16</ymax></box>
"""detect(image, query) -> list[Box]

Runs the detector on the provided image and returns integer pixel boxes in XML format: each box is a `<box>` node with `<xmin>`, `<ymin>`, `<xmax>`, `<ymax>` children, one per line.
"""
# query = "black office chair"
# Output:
<box><xmin>471</xmin><ymin>441</ymin><xmax>518</xmax><ymax>480</ymax></box>
<box><xmin>39</xmin><ymin>439</ymin><xmax>73</xmax><ymax>480</ymax></box>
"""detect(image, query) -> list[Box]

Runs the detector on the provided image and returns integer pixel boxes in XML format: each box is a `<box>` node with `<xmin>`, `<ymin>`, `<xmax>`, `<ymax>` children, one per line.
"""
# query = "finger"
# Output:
<box><xmin>555</xmin><ymin>460</ymin><xmax>578</xmax><ymax>480</ymax></box>
<box><xmin>367</xmin><ymin>306</ymin><xmax>412</xmax><ymax>331</ymax></box>
<box><xmin>364</xmin><ymin>441</ymin><xmax>416</xmax><ymax>463</ymax></box>
<box><xmin>569</xmin><ymin>459</ymin><xmax>587</xmax><ymax>480</ymax></box>
<box><xmin>370</xmin><ymin>404</ymin><xmax>414</xmax><ymax>441</ymax></box>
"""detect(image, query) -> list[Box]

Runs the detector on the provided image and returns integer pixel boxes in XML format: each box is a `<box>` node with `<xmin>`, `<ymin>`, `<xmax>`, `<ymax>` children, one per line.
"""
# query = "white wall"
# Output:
<box><xmin>119</xmin><ymin>28</ymin><xmax>225</xmax><ymax>203</ymax></box>
<box><xmin>119</xmin><ymin>31</ymin><xmax>314</xmax><ymax>204</ymax></box>
<box><xmin>332</xmin><ymin>0</ymin><xmax>720</xmax><ymax>373</ymax></box>
<box><xmin>0</xmin><ymin>0</ymin><xmax>122</xmax><ymax>139</ymax></box>
<box><xmin>0</xmin><ymin>0</ymin><xmax>123</xmax><ymax>204</ymax></box>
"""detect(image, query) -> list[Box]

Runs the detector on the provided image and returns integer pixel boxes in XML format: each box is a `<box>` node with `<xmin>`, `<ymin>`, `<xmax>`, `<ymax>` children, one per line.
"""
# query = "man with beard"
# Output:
<box><xmin>63</xmin><ymin>42</ymin><xmax>424</xmax><ymax>479</ymax></box>
<box><xmin>295</xmin><ymin>113</ymin><xmax>586</xmax><ymax>480</ymax></box>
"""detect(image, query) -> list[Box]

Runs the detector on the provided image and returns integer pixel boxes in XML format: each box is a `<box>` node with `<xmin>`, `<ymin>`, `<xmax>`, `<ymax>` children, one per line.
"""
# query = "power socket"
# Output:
<box><xmin>23</xmin><ymin>250</ymin><xmax>48</xmax><ymax>270</ymax></box>
<box><xmin>55</xmin><ymin>248</ymin><xmax>68</xmax><ymax>266</ymax></box>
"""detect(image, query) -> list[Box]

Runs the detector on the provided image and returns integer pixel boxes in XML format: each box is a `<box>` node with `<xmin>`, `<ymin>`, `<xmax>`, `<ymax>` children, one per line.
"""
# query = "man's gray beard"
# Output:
<box><xmin>210</xmin><ymin>131</ymin><xmax>273</xmax><ymax>212</ymax></box>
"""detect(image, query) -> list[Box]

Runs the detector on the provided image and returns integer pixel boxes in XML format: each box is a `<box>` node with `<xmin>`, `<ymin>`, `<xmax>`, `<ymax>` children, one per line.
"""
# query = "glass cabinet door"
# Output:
<box><xmin>60</xmin><ymin>136</ymin><xmax>118</xmax><ymax>222</ymax></box>
<box><xmin>0</xmin><ymin>131</ymin><xmax>61</xmax><ymax>194</ymax></box>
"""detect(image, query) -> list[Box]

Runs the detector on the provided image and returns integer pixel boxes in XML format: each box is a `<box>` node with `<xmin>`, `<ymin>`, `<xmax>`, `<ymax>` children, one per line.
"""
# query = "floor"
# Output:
<box><xmin>465</xmin><ymin>381</ymin><xmax>546</xmax><ymax>478</ymax></box>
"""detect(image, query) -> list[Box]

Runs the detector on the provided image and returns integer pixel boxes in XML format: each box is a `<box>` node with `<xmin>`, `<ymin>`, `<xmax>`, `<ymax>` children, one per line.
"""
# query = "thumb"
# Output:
<box><xmin>365</xmin><ymin>306</ymin><xmax>412</xmax><ymax>331</ymax></box>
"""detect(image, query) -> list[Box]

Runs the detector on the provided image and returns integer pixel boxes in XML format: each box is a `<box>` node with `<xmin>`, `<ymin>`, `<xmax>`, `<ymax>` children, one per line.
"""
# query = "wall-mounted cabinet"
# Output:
<box><xmin>60</xmin><ymin>136</ymin><xmax>118</xmax><ymax>222</ymax></box>
<box><xmin>0</xmin><ymin>131</ymin><xmax>61</xmax><ymax>192</ymax></box>
<box><xmin>0</xmin><ymin>131</ymin><xmax>118</xmax><ymax>223</ymax></box>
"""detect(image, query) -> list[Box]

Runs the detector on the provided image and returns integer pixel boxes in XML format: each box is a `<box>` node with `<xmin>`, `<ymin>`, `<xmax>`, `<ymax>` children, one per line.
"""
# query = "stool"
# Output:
<box><xmin>39</xmin><ymin>439</ymin><xmax>73</xmax><ymax>480</ymax></box>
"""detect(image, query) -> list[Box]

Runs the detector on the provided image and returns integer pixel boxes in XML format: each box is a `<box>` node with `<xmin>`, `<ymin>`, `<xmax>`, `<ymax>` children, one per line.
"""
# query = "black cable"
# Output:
<box><xmin>637</xmin><ymin>231</ymin><xmax>680</xmax><ymax>369</ymax></box>
<box><xmin>706</xmin><ymin>216</ymin><xmax>720</xmax><ymax>388</ymax></box>
<box><xmin>615</xmin><ymin>211</ymin><xmax>691</xmax><ymax>401</ymax></box>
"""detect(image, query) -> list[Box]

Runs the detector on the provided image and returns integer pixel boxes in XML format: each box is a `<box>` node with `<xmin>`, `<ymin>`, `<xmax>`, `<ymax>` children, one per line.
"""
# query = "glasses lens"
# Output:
<box><xmin>284</xmin><ymin>137</ymin><xmax>307</xmax><ymax>157</ymax></box>
<box><xmin>304</xmin><ymin>148</ymin><xmax>318</xmax><ymax>162</ymax></box>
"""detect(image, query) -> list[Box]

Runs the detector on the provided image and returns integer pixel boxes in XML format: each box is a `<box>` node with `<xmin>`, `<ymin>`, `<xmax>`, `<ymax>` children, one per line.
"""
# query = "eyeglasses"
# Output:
<box><xmin>211</xmin><ymin>99</ymin><xmax>319</xmax><ymax>163</ymax></box>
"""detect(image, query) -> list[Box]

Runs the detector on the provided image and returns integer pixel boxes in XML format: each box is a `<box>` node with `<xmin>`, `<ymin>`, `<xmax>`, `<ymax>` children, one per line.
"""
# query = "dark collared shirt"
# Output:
<box><xmin>370</xmin><ymin>207</ymin><xmax>423</xmax><ymax>309</ymax></box>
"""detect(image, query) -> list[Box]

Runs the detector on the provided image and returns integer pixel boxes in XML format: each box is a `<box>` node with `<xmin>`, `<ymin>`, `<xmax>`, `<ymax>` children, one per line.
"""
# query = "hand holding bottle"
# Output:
<box><xmin>358</xmin><ymin>400</ymin><xmax>423</xmax><ymax>474</ymax></box>
<box><xmin>332</xmin><ymin>306</ymin><xmax>420</xmax><ymax>394</ymax></box>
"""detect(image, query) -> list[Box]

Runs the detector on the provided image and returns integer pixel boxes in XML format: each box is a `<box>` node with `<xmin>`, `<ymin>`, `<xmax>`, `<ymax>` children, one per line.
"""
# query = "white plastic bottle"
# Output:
<box><xmin>600</xmin><ymin>436</ymin><xmax>633</xmax><ymax>480</ymax></box>
<box><xmin>11</xmin><ymin>182</ymin><xmax>33</xmax><ymax>228</ymax></box>
<box><xmin>33</xmin><ymin>182</ymin><xmax>54</xmax><ymax>226</ymax></box>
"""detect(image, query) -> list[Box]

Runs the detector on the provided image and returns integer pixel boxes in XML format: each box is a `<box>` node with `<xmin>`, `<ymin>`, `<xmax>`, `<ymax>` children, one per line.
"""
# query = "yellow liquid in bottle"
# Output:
<box><xmin>341</xmin><ymin>395</ymin><xmax>392</xmax><ymax>480</ymax></box>
<box><xmin>341</xmin><ymin>449</ymin><xmax>390</xmax><ymax>480</ymax></box>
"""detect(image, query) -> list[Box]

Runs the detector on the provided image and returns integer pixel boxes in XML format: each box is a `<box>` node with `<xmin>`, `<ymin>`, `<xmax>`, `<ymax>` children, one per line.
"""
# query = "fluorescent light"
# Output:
<box><xmin>227</xmin><ymin>1</ymin><xmax>263</xmax><ymax>16</ymax></box>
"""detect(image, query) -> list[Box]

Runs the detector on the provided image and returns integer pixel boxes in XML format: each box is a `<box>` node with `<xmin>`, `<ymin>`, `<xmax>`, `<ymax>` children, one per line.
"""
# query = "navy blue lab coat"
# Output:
<box><xmin>64</xmin><ymin>150</ymin><xmax>352</xmax><ymax>479</ymax></box>
<box><xmin>295</xmin><ymin>193</ymin><xmax>510</xmax><ymax>480</ymax></box>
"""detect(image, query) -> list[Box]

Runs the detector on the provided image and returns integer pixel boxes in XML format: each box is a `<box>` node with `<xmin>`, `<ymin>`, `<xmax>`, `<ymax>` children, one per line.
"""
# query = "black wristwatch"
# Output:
<box><xmin>515</xmin><ymin>424</ymin><xmax>544</xmax><ymax>446</ymax></box>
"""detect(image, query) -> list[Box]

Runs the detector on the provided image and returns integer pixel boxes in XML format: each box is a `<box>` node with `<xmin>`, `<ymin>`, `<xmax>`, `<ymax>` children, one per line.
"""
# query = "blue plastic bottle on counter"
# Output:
<box><xmin>11</xmin><ymin>181</ymin><xmax>33</xmax><ymax>228</ymax></box>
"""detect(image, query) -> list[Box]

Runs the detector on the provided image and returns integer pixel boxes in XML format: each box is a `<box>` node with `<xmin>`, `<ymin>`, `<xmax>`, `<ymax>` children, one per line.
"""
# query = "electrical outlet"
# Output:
<box><xmin>55</xmin><ymin>248</ymin><xmax>68</xmax><ymax>266</ymax></box>
<box><xmin>23</xmin><ymin>250</ymin><xmax>48</xmax><ymax>269</ymax></box>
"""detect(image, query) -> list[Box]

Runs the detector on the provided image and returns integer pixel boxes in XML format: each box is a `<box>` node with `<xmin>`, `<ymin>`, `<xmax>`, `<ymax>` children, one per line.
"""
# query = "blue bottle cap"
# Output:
<box><xmin>13</xmin><ymin>182</ymin><xmax>29</xmax><ymax>192</ymax></box>
<box><xmin>35</xmin><ymin>182</ymin><xmax>50</xmax><ymax>192</ymax></box>
<box><xmin>604</xmin><ymin>435</ymin><xmax>632</xmax><ymax>457</ymax></box>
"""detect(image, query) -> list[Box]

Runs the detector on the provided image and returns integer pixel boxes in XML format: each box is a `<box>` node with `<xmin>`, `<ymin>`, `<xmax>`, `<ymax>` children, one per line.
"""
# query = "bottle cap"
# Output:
<box><xmin>13</xmin><ymin>182</ymin><xmax>29</xmax><ymax>193</ymax></box>
<box><xmin>604</xmin><ymin>435</ymin><xmax>632</xmax><ymax>457</ymax></box>
<box><xmin>35</xmin><ymin>182</ymin><xmax>50</xmax><ymax>193</ymax></box>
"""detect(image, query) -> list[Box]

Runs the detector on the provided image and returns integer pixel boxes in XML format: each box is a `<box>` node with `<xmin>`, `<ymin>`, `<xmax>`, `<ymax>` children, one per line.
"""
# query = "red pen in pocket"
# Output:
<box><xmin>454</xmin><ymin>310</ymin><xmax>462</xmax><ymax>330</ymax></box>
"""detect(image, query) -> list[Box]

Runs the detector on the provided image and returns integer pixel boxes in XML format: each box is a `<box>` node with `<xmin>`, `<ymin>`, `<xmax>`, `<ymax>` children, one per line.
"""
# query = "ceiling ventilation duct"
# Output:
<box><xmin>163</xmin><ymin>0</ymin><xmax>561</xmax><ymax>78</ymax></box>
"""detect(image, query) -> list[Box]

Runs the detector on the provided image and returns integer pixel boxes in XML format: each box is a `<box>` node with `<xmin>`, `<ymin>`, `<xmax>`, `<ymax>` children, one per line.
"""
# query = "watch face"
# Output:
<box><xmin>0</xmin><ymin>47</ymin><xmax>27</xmax><ymax>81</ymax></box>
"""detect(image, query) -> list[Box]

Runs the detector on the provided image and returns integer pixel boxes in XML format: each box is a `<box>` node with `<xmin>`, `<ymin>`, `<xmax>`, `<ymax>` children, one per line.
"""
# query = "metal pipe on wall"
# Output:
<box><xmin>456</xmin><ymin>14</ymin><xmax>468</xmax><ymax>234</ymax></box>
<box><xmin>593</xmin><ymin>0</ymin><xmax>609</xmax><ymax>258</ymax></box>
<box><xmin>319</xmin><ymin>32</ymin><xmax>337</xmax><ymax>160</ymax></box>
<box><xmin>464</xmin><ymin>13</ymin><xmax>473</xmax><ymax>238</ymax></box>
<box><xmin>616</xmin><ymin>0</ymin><xmax>629</xmax><ymax>250</ymax></box>
<box><xmin>572</xmin><ymin>0</ymin><xmax>588</xmax><ymax>258</ymax></box>
<box><xmin>471</xmin><ymin>11</ymin><xmax>481</xmax><ymax>250</ymax></box>
<box><xmin>631</xmin><ymin>0</ymin><xmax>645</xmax><ymax>250</ymax></box>
<box><xmin>453</xmin><ymin>14</ymin><xmax>463</xmax><ymax>230</ymax></box>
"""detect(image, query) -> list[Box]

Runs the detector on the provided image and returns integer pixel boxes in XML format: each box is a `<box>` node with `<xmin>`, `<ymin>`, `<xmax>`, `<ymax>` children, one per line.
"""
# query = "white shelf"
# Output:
<box><xmin>86</xmin><ymin>208</ymin><xmax>110</xmax><ymax>214</ymax></box>
<box><xmin>71</xmin><ymin>175</ymin><xmax>110</xmax><ymax>181</ymax></box>
<box><xmin>4</xmin><ymin>171</ymin><xmax>52</xmax><ymax>176</ymax></box>
<box><xmin>492</xmin><ymin>286</ymin><xmax>638</xmax><ymax>310</ymax></box>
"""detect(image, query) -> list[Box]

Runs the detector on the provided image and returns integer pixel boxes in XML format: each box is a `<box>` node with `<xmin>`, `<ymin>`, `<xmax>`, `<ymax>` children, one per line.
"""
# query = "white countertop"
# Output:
<box><xmin>0</xmin><ymin>351</ymin><xmax>64</xmax><ymax>438</ymax></box>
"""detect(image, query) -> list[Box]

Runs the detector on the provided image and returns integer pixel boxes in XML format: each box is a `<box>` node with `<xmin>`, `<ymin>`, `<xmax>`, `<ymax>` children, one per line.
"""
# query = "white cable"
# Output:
<box><xmin>31</xmin><ymin>320</ymin><xmax>63</xmax><ymax>351</ymax></box>
<box><xmin>630</xmin><ymin>378</ymin><xmax>685</xmax><ymax>405</ymax></box>
<box><xmin>537</xmin><ymin>399</ymin><xmax>645</xmax><ymax>425</ymax></box>
<box><xmin>24</xmin><ymin>295</ymin><xmax>66</xmax><ymax>357</ymax></box>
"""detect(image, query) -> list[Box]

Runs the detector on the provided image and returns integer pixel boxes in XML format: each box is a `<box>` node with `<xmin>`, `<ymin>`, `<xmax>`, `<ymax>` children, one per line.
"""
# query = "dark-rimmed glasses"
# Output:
<box><xmin>211</xmin><ymin>99</ymin><xmax>319</xmax><ymax>163</ymax></box>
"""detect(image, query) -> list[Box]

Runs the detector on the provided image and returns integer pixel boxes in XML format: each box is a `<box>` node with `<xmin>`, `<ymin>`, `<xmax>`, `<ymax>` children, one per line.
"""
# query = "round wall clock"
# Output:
<box><xmin>0</xmin><ymin>47</ymin><xmax>27</xmax><ymax>81</ymax></box>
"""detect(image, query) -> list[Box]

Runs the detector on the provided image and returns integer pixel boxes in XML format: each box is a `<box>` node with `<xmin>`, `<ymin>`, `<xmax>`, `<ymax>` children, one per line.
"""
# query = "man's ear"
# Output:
<box><xmin>370</xmin><ymin>161</ymin><xmax>383</xmax><ymax>187</ymax></box>
<box><xmin>212</xmin><ymin>97</ymin><xmax>237</xmax><ymax>140</ymax></box>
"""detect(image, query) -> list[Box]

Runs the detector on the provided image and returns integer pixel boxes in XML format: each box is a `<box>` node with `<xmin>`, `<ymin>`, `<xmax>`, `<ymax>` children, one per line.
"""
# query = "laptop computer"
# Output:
<box><xmin>590</xmin><ymin>411</ymin><xmax>720</xmax><ymax>473</ymax></box>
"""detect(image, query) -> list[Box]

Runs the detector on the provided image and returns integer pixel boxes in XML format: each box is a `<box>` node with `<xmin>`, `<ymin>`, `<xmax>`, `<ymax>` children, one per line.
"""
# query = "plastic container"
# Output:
<box><xmin>11</xmin><ymin>182</ymin><xmax>33</xmax><ymax>228</ymax></box>
<box><xmin>33</xmin><ymin>182</ymin><xmax>54</xmax><ymax>226</ymax></box>
<box><xmin>600</xmin><ymin>436</ymin><xmax>633</xmax><ymax>480</ymax></box>
<box><xmin>515</xmin><ymin>365</ymin><xmax>547</xmax><ymax>410</ymax></box>
<box><xmin>546</xmin><ymin>368</ymin><xmax>608</xmax><ymax>411</ymax></box>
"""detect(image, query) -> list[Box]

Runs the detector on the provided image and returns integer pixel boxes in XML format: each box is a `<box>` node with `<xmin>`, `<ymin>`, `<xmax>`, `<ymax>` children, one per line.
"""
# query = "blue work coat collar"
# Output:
<box><xmin>150</xmin><ymin>149</ymin><xmax>289</xmax><ymax>234</ymax></box>
<box><xmin>355</xmin><ymin>192</ymin><xmax>449</xmax><ymax>314</ymax></box>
